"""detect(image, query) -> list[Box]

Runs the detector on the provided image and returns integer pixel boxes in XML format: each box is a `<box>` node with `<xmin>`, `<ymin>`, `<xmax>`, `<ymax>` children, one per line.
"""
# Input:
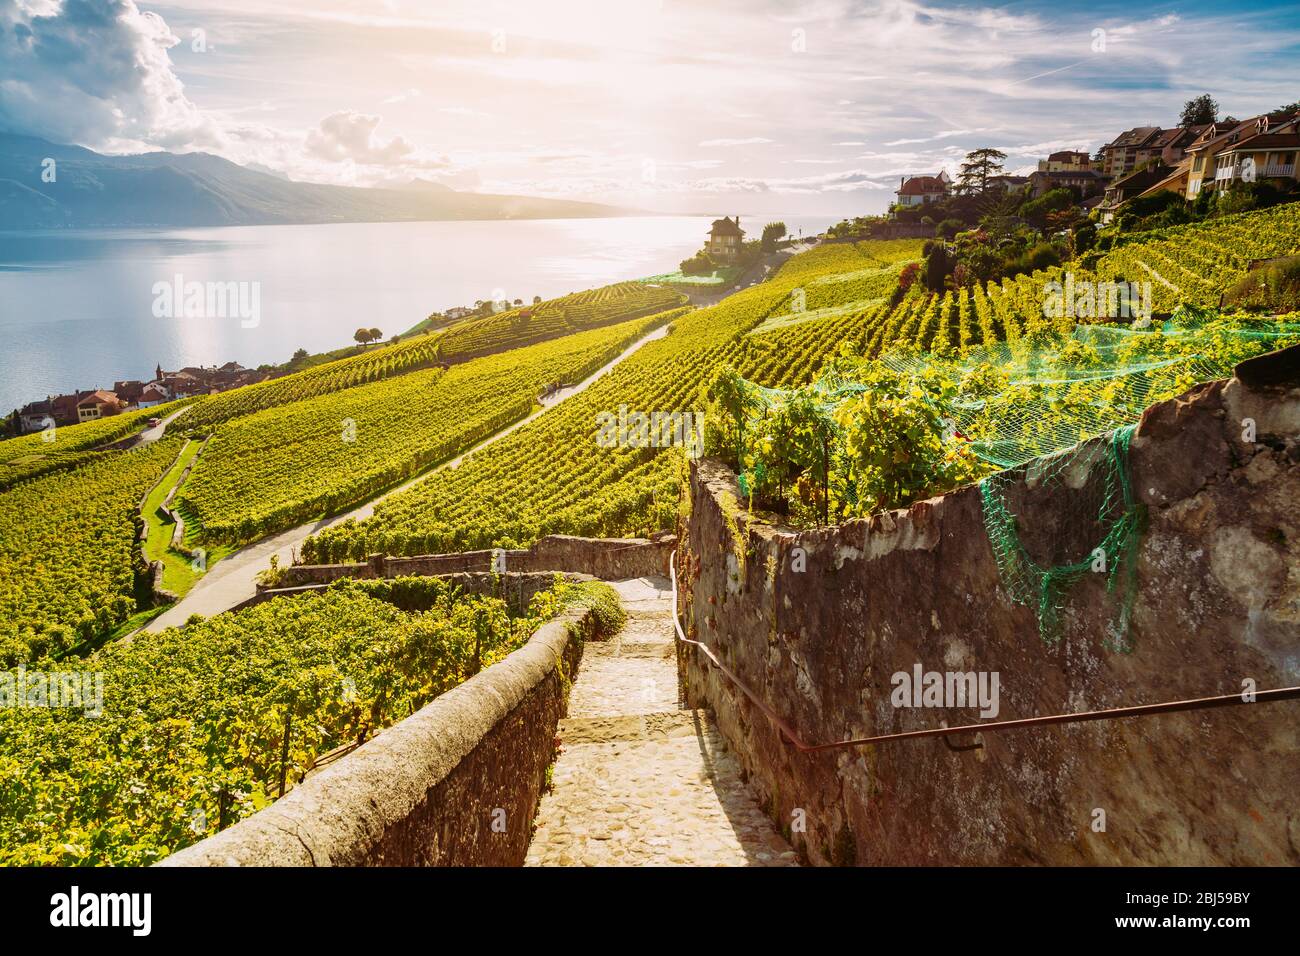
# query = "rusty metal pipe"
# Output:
<box><xmin>668</xmin><ymin>560</ymin><xmax>1300</xmax><ymax>753</ymax></box>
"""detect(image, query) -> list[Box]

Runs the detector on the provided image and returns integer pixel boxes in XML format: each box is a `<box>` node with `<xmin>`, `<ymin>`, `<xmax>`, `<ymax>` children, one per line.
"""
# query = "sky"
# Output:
<box><xmin>2</xmin><ymin>0</ymin><xmax>1299</xmax><ymax>215</ymax></box>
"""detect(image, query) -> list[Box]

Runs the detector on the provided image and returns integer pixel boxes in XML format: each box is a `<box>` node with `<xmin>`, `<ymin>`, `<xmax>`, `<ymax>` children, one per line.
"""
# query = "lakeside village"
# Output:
<box><xmin>8</xmin><ymin>96</ymin><xmax>1299</xmax><ymax>439</ymax></box>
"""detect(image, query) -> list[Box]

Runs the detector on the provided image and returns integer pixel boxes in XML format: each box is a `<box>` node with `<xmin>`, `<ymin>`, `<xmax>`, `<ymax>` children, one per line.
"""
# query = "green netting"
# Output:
<box><xmin>728</xmin><ymin>306</ymin><xmax>1300</xmax><ymax>646</ymax></box>
<box><xmin>978</xmin><ymin>423</ymin><xmax>1143</xmax><ymax>648</ymax></box>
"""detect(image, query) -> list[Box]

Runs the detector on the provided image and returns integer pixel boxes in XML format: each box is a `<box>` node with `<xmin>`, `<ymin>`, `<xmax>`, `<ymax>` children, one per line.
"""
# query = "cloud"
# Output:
<box><xmin>0</xmin><ymin>0</ymin><xmax>222</xmax><ymax>150</ymax></box>
<box><xmin>304</xmin><ymin>110</ymin><xmax>415</xmax><ymax>165</ymax></box>
<box><xmin>697</xmin><ymin>137</ymin><xmax>774</xmax><ymax>148</ymax></box>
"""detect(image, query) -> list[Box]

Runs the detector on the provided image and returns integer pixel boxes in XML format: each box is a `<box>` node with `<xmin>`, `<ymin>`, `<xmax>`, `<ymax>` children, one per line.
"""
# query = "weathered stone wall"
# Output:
<box><xmin>679</xmin><ymin>353</ymin><xmax>1300</xmax><ymax>866</ymax></box>
<box><xmin>274</xmin><ymin>534</ymin><xmax>674</xmax><ymax>589</ymax></box>
<box><xmin>161</xmin><ymin>603</ymin><xmax>604</xmax><ymax>867</ymax></box>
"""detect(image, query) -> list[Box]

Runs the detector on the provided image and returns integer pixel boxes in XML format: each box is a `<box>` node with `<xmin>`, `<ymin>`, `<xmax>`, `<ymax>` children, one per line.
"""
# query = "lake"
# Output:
<box><xmin>0</xmin><ymin>214</ymin><xmax>839</xmax><ymax>413</ymax></box>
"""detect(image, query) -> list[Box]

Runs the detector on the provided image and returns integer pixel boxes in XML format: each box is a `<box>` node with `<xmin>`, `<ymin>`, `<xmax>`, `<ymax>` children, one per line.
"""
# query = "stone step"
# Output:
<box><xmin>559</xmin><ymin>709</ymin><xmax>703</xmax><ymax>744</ymax></box>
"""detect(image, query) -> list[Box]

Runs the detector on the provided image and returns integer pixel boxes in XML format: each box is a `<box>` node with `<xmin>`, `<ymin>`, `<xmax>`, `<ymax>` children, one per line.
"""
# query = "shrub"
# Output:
<box><xmin>1223</xmin><ymin>256</ymin><xmax>1300</xmax><ymax>313</ymax></box>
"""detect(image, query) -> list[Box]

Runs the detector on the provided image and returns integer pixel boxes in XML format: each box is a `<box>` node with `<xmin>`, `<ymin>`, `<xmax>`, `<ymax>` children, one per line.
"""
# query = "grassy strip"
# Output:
<box><xmin>141</xmin><ymin>440</ymin><xmax>204</xmax><ymax>596</ymax></box>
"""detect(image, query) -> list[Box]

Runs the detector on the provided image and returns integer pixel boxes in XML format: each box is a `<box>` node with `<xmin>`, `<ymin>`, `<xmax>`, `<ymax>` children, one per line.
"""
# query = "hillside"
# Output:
<box><xmin>2</xmin><ymin>201</ymin><xmax>1299</xmax><ymax>864</ymax></box>
<box><xmin>0</xmin><ymin>133</ymin><xmax>633</xmax><ymax>228</ymax></box>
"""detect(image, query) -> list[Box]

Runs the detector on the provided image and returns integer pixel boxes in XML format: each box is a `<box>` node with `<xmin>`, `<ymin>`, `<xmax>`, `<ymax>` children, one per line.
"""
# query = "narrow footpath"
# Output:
<box><xmin>524</xmin><ymin>577</ymin><xmax>798</xmax><ymax>867</ymax></box>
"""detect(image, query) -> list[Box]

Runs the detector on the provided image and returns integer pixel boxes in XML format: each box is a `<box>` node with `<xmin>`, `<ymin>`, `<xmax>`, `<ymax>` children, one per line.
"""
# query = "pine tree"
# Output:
<box><xmin>957</xmin><ymin>148</ymin><xmax>1007</xmax><ymax>195</ymax></box>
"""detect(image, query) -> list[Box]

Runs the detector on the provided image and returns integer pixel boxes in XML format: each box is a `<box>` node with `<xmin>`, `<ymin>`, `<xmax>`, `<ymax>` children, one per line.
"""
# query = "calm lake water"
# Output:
<box><xmin>0</xmin><ymin>214</ymin><xmax>838</xmax><ymax>413</ymax></box>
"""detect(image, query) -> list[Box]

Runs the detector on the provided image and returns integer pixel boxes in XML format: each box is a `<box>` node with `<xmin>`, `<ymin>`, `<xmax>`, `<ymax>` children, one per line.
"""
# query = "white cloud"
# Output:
<box><xmin>0</xmin><ymin>0</ymin><xmax>222</xmax><ymax>150</ymax></box>
<box><xmin>697</xmin><ymin>137</ymin><xmax>775</xmax><ymax>148</ymax></box>
<box><xmin>304</xmin><ymin>111</ymin><xmax>414</xmax><ymax>164</ymax></box>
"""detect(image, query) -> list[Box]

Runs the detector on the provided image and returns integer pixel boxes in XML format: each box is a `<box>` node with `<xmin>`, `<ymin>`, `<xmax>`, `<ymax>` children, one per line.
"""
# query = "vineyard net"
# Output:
<box><xmin>743</xmin><ymin>307</ymin><xmax>1300</xmax><ymax>644</ymax></box>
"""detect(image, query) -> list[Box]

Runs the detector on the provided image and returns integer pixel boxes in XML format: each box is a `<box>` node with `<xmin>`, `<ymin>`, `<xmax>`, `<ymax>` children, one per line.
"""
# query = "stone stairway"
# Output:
<box><xmin>524</xmin><ymin>577</ymin><xmax>797</xmax><ymax>866</ymax></box>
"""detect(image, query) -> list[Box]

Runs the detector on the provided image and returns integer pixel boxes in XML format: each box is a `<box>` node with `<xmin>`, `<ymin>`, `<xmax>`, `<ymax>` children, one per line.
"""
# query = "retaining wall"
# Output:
<box><xmin>162</xmin><ymin>599</ymin><xmax>605</xmax><ymax>866</ymax></box>
<box><xmin>678</xmin><ymin>348</ymin><xmax>1300</xmax><ymax>866</ymax></box>
<box><xmin>273</xmin><ymin>534</ymin><xmax>674</xmax><ymax>589</ymax></box>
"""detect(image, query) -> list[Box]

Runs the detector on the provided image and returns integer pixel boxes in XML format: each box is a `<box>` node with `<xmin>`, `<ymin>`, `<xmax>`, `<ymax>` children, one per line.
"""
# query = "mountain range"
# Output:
<box><xmin>0</xmin><ymin>133</ymin><xmax>630</xmax><ymax>228</ymax></box>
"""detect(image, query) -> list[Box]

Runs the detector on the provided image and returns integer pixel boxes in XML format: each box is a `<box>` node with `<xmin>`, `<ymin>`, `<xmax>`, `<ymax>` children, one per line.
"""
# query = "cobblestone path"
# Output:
<box><xmin>524</xmin><ymin>577</ymin><xmax>798</xmax><ymax>867</ymax></box>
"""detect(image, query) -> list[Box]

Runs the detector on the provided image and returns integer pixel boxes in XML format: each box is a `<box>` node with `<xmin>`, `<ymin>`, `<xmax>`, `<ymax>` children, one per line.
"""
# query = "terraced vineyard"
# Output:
<box><xmin>436</xmin><ymin>281</ymin><xmax>685</xmax><ymax>360</ymax></box>
<box><xmin>181</xmin><ymin>335</ymin><xmax>443</xmax><ymax>431</ymax></box>
<box><xmin>300</xmin><ymin>256</ymin><xmax>888</xmax><ymax>560</ymax></box>
<box><xmin>179</xmin><ymin>311</ymin><xmax>681</xmax><ymax>545</ymax></box>
<box><xmin>1093</xmin><ymin>202</ymin><xmax>1300</xmax><ymax>311</ymax></box>
<box><xmin>0</xmin><ymin>439</ymin><xmax>181</xmax><ymax>665</ymax></box>
<box><xmin>0</xmin><ymin>576</ymin><xmax>616</xmax><ymax>865</ymax></box>
<box><xmin>300</xmin><ymin>206</ymin><xmax>1300</xmax><ymax>561</ymax></box>
<box><xmin>0</xmin><ymin>400</ymin><xmax>188</xmax><ymax>490</ymax></box>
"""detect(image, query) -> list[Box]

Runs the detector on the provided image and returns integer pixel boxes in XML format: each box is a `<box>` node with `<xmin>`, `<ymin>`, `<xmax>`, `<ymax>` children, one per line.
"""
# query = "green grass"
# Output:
<box><xmin>641</xmin><ymin>268</ymin><xmax>739</xmax><ymax>287</ymax></box>
<box><xmin>141</xmin><ymin>440</ymin><xmax>207</xmax><ymax>596</ymax></box>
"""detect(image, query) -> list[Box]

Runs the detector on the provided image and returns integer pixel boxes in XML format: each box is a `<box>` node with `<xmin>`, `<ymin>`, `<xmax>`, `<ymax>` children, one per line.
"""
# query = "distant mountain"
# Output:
<box><xmin>0</xmin><ymin>133</ymin><xmax>633</xmax><ymax>228</ymax></box>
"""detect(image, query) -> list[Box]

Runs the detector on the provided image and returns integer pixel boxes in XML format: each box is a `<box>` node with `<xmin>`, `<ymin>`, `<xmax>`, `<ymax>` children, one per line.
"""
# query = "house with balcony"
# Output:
<box><xmin>1209</xmin><ymin>118</ymin><xmax>1299</xmax><ymax>194</ymax></box>
<box><xmin>1185</xmin><ymin>113</ymin><xmax>1300</xmax><ymax>199</ymax></box>
<box><xmin>706</xmin><ymin>216</ymin><xmax>744</xmax><ymax>260</ymax></box>
<box><xmin>1100</xmin><ymin>125</ymin><xmax>1205</xmax><ymax>180</ymax></box>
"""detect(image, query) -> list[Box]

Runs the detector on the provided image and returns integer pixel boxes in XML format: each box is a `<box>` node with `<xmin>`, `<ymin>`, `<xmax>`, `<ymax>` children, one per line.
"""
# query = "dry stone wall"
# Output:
<box><xmin>679</xmin><ymin>350</ymin><xmax>1300</xmax><ymax>866</ymax></box>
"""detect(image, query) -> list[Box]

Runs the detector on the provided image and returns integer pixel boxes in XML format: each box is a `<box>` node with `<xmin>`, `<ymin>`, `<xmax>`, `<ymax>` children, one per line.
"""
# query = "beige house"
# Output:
<box><xmin>1186</xmin><ymin>113</ymin><xmax>1300</xmax><ymax>199</ymax></box>
<box><xmin>1036</xmin><ymin>150</ymin><xmax>1093</xmax><ymax>173</ymax></box>
<box><xmin>706</xmin><ymin>216</ymin><xmax>744</xmax><ymax>260</ymax></box>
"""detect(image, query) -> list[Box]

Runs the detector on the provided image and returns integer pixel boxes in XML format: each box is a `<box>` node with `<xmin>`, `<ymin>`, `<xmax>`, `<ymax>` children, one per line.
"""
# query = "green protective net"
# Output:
<box><xmin>978</xmin><ymin>423</ymin><xmax>1143</xmax><ymax>649</ymax></box>
<box><xmin>885</xmin><ymin>307</ymin><xmax>1300</xmax><ymax>646</ymax></box>
<box><xmin>732</xmin><ymin>306</ymin><xmax>1300</xmax><ymax>646</ymax></box>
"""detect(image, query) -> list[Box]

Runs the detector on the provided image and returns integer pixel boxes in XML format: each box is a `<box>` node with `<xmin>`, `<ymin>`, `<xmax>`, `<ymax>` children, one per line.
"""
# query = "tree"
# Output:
<box><xmin>1277</xmin><ymin>100</ymin><xmax>1300</xmax><ymax>114</ymax></box>
<box><xmin>353</xmin><ymin>328</ymin><xmax>371</xmax><ymax>346</ymax></box>
<box><xmin>533</xmin><ymin>295</ymin><xmax>542</xmax><ymax>304</ymax></box>
<box><xmin>760</xmin><ymin>221</ymin><xmax>787</xmax><ymax>251</ymax></box>
<box><xmin>957</xmin><ymin>148</ymin><xmax>1007</xmax><ymax>195</ymax></box>
<box><xmin>291</xmin><ymin>348</ymin><xmax>309</xmax><ymax>362</ymax></box>
<box><xmin>1180</xmin><ymin>93</ymin><xmax>1218</xmax><ymax>127</ymax></box>
<box><xmin>368</xmin><ymin>327</ymin><xmax>382</xmax><ymax>344</ymax></box>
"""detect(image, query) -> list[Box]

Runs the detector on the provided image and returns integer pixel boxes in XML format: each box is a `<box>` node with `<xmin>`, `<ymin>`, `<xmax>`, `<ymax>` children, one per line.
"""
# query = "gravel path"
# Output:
<box><xmin>524</xmin><ymin>577</ymin><xmax>798</xmax><ymax>867</ymax></box>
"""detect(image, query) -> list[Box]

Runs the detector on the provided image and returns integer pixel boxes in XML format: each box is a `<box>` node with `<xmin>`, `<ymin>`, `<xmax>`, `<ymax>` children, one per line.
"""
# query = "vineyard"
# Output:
<box><xmin>300</xmin><ymin>204</ymin><xmax>1300</xmax><ymax>561</ymax></box>
<box><xmin>435</xmin><ymin>281</ymin><xmax>686</xmax><ymax>361</ymax></box>
<box><xmin>180</xmin><ymin>334</ymin><xmax>443</xmax><ymax>431</ymax></box>
<box><xmin>0</xmin><ymin>576</ymin><xmax>617</xmax><ymax>865</ymax></box>
<box><xmin>0</xmin><ymin>439</ymin><xmax>181</xmax><ymax>665</ymax></box>
<box><xmin>0</xmin><ymin>400</ymin><xmax>189</xmax><ymax>490</ymax></box>
<box><xmin>178</xmin><ymin>312</ymin><xmax>680</xmax><ymax>545</ymax></box>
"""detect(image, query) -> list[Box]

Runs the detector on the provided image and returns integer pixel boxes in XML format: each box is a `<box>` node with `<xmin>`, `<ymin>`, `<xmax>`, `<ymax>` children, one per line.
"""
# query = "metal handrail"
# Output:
<box><xmin>667</xmin><ymin>560</ymin><xmax>1300</xmax><ymax>753</ymax></box>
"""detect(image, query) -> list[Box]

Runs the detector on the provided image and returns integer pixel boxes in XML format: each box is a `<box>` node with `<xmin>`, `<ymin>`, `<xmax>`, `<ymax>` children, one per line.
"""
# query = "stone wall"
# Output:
<box><xmin>161</xmin><ymin>601</ymin><xmax>605</xmax><ymax>866</ymax></box>
<box><xmin>678</xmin><ymin>350</ymin><xmax>1300</xmax><ymax>866</ymax></box>
<box><xmin>273</xmin><ymin>534</ymin><xmax>674</xmax><ymax>589</ymax></box>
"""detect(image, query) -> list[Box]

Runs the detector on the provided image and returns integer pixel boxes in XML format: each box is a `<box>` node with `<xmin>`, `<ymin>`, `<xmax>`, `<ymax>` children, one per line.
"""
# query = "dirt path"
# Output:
<box><xmin>524</xmin><ymin>577</ymin><xmax>798</xmax><ymax>867</ymax></box>
<box><xmin>142</xmin><ymin>323</ymin><xmax>673</xmax><ymax>632</ymax></box>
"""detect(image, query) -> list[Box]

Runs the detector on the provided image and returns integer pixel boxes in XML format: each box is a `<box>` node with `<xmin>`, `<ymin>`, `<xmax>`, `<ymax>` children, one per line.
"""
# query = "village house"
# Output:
<box><xmin>1184</xmin><ymin>112</ymin><xmax>1300</xmax><ymax>199</ymax></box>
<box><xmin>137</xmin><ymin>382</ymin><xmax>169</xmax><ymax>408</ymax></box>
<box><xmin>706</xmin><ymin>216</ymin><xmax>744</xmax><ymax>260</ymax></box>
<box><xmin>985</xmin><ymin>174</ymin><xmax>1030</xmax><ymax>193</ymax></box>
<box><xmin>1037</xmin><ymin>150</ymin><xmax>1094</xmax><ymax>173</ymax></box>
<box><xmin>1098</xmin><ymin>164</ymin><xmax>1174</xmax><ymax>222</ymax></box>
<box><xmin>894</xmin><ymin>171</ymin><xmax>951</xmax><ymax>206</ymax></box>
<box><xmin>1099</xmin><ymin>125</ymin><xmax>1204</xmax><ymax>179</ymax></box>
<box><xmin>1028</xmin><ymin>168</ymin><xmax>1108</xmax><ymax>199</ymax></box>
<box><xmin>76</xmin><ymin>390</ymin><xmax>123</xmax><ymax>424</ymax></box>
